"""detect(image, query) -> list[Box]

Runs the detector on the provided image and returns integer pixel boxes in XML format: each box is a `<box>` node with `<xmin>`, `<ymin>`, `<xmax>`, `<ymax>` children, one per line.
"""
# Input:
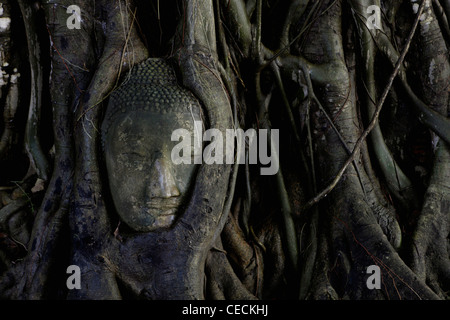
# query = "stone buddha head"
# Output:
<box><xmin>101</xmin><ymin>58</ymin><xmax>203</xmax><ymax>232</ymax></box>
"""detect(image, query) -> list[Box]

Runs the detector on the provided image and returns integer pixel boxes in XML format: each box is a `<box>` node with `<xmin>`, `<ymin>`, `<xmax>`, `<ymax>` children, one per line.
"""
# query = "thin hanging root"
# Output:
<box><xmin>241</xmin><ymin>155</ymin><xmax>251</xmax><ymax>236</ymax></box>
<box><xmin>270</xmin><ymin>60</ymin><xmax>317</xmax><ymax>204</ymax></box>
<box><xmin>18</xmin><ymin>0</ymin><xmax>49</xmax><ymax>181</ymax></box>
<box><xmin>270</xmin><ymin>62</ymin><xmax>301</xmax><ymax>143</ymax></box>
<box><xmin>440</xmin><ymin>0</ymin><xmax>450</xmax><ymax>26</ymax></box>
<box><xmin>297</xmin><ymin>62</ymin><xmax>367</xmax><ymax>198</ymax></box>
<box><xmin>250</xmin><ymin>0</ymin><xmax>299</xmax><ymax>273</ymax></box>
<box><xmin>364</xmin><ymin>6</ymin><xmax>450</xmax><ymax>145</ymax></box>
<box><xmin>279</xmin><ymin>0</ymin><xmax>310</xmax><ymax>50</ymax></box>
<box><xmin>302</xmin><ymin>0</ymin><xmax>426</xmax><ymax>212</ymax></box>
<box><xmin>0</xmin><ymin>73</ymin><xmax>19</xmax><ymax>158</ymax></box>
<box><xmin>271</xmin><ymin>58</ymin><xmax>319</xmax><ymax>199</ymax></box>
<box><xmin>254</xmin><ymin>79</ymin><xmax>299</xmax><ymax>274</ymax></box>
<box><xmin>433</xmin><ymin>0</ymin><xmax>450</xmax><ymax>43</ymax></box>
<box><xmin>274</xmin><ymin>158</ymin><xmax>299</xmax><ymax>272</ymax></box>
<box><xmin>264</xmin><ymin>0</ymin><xmax>338</xmax><ymax>67</ymax></box>
<box><xmin>298</xmin><ymin>209</ymin><xmax>318</xmax><ymax>299</ymax></box>
<box><xmin>349</xmin><ymin>0</ymin><xmax>416</xmax><ymax>210</ymax></box>
<box><xmin>215</xmin><ymin>0</ymin><xmax>231</xmax><ymax>71</ymax></box>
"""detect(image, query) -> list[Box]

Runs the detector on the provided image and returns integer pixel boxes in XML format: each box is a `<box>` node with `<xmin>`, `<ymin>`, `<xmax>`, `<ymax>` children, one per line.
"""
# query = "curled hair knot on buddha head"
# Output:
<box><xmin>100</xmin><ymin>58</ymin><xmax>204</xmax><ymax>232</ymax></box>
<box><xmin>101</xmin><ymin>58</ymin><xmax>203</xmax><ymax>148</ymax></box>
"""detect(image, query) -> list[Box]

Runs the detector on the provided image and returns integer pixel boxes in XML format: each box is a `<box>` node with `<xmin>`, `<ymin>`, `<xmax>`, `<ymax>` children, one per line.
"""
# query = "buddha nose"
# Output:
<box><xmin>147</xmin><ymin>155</ymin><xmax>181</xmax><ymax>199</ymax></box>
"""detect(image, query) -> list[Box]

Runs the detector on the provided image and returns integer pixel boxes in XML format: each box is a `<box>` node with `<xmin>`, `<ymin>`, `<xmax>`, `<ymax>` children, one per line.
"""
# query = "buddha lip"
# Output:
<box><xmin>146</xmin><ymin>197</ymin><xmax>180</xmax><ymax>206</ymax></box>
<box><xmin>148</xmin><ymin>207</ymin><xmax>176</xmax><ymax>213</ymax></box>
<box><xmin>144</xmin><ymin>206</ymin><xmax>177</xmax><ymax>216</ymax></box>
<box><xmin>148</xmin><ymin>196</ymin><xmax>179</xmax><ymax>201</ymax></box>
<box><xmin>147</xmin><ymin>203</ymin><xmax>179</xmax><ymax>210</ymax></box>
<box><xmin>141</xmin><ymin>198</ymin><xmax>180</xmax><ymax>216</ymax></box>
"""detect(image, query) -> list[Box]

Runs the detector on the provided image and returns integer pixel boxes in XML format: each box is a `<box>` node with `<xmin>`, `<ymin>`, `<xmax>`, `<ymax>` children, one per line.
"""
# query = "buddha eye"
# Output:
<box><xmin>121</xmin><ymin>152</ymin><xmax>146</xmax><ymax>158</ymax></box>
<box><xmin>120</xmin><ymin>152</ymin><xmax>147</xmax><ymax>165</ymax></box>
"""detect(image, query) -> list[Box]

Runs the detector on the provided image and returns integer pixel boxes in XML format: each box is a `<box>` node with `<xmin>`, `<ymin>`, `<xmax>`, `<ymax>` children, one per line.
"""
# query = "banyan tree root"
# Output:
<box><xmin>18</xmin><ymin>0</ymin><xmax>50</xmax><ymax>182</ymax></box>
<box><xmin>0</xmin><ymin>0</ymin><xmax>148</xmax><ymax>299</ymax></box>
<box><xmin>294</xmin><ymin>0</ymin><xmax>438</xmax><ymax>300</ymax></box>
<box><xmin>409</xmin><ymin>0</ymin><xmax>450</xmax><ymax>297</ymax></box>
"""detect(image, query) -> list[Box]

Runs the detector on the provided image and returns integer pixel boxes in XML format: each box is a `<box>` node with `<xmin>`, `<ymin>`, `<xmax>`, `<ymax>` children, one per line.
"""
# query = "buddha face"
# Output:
<box><xmin>104</xmin><ymin>110</ymin><xmax>200</xmax><ymax>232</ymax></box>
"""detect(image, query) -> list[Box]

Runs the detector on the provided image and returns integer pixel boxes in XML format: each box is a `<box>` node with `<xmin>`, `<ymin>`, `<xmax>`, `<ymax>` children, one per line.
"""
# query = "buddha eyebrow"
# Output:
<box><xmin>120</xmin><ymin>151</ymin><xmax>146</xmax><ymax>158</ymax></box>
<box><xmin>120</xmin><ymin>138</ymin><xmax>147</xmax><ymax>152</ymax></box>
<box><xmin>121</xmin><ymin>138</ymin><xmax>170</xmax><ymax>154</ymax></box>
